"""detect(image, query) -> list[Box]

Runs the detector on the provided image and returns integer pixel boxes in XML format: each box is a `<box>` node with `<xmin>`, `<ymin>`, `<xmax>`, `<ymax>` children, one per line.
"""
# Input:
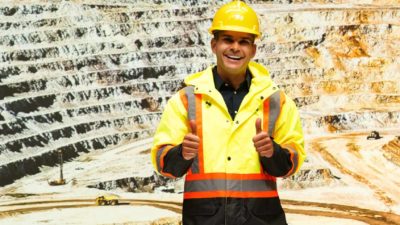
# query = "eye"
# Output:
<box><xmin>239</xmin><ymin>39</ymin><xmax>252</xmax><ymax>45</ymax></box>
<box><xmin>222</xmin><ymin>37</ymin><xmax>234</xmax><ymax>43</ymax></box>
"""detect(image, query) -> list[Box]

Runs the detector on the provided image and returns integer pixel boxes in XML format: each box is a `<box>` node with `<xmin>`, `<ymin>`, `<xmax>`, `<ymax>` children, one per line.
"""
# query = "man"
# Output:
<box><xmin>151</xmin><ymin>1</ymin><xmax>305</xmax><ymax>224</ymax></box>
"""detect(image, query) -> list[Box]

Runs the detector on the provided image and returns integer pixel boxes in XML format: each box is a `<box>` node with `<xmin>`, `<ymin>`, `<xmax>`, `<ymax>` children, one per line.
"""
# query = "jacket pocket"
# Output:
<box><xmin>183</xmin><ymin>198</ymin><xmax>219</xmax><ymax>215</ymax></box>
<box><xmin>248</xmin><ymin>198</ymin><xmax>284</xmax><ymax>216</ymax></box>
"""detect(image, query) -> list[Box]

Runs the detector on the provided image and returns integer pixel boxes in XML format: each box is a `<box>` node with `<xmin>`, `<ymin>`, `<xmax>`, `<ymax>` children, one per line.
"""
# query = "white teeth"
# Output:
<box><xmin>226</xmin><ymin>55</ymin><xmax>241</xmax><ymax>60</ymax></box>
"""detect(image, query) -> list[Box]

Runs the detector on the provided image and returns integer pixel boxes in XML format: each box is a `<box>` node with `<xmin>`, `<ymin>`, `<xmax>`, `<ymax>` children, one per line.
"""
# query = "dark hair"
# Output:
<box><xmin>212</xmin><ymin>30</ymin><xmax>256</xmax><ymax>43</ymax></box>
<box><xmin>212</xmin><ymin>31</ymin><xmax>220</xmax><ymax>40</ymax></box>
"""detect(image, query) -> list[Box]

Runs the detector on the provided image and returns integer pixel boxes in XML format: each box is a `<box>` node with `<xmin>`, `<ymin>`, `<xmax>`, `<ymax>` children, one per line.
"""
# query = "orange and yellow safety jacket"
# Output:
<box><xmin>151</xmin><ymin>61</ymin><xmax>305</xmax><ymax>200</ymax></box>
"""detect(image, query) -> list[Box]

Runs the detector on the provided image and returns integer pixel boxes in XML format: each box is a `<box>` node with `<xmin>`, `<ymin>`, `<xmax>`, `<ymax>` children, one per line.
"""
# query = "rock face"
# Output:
<box><xmin>382</xmin><ymin>136</ymin><xmax>400</xmax><ymax>167</ymax></box>
<box><xmin>279</xmin><ymin>167</ymin><xmax>341</xmax><ymax>189</ymax></box>
<box><xmin>88</xmin><ymin>173</ymin><xmax>183</xmax><ymax>193</ymax></box>
<box><xmin>0</xmin><ymin>1</ymin><xmax>399</xmax><ymax>186</ymax></box>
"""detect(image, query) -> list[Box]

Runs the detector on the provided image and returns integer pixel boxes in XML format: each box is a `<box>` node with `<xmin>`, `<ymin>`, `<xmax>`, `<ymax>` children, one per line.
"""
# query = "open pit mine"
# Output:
<box><xmin>0</xmin><ymin>0</ymin><xmax>399</xmax><ymax>224</ymax></box>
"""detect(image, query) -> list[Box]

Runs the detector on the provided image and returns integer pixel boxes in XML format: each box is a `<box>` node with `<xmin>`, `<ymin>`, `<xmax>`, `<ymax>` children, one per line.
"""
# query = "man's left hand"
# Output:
<box><xmin>252</xmin><ymin>118</ymin><xmax>274</xmax><ymax>158</ymax></box>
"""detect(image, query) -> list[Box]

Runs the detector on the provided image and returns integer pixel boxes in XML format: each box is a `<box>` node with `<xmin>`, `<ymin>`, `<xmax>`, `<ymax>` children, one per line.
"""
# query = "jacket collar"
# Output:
<box><xmin>212</xmin><ymin>66</ymin><xmax>252</xmax><ymax>91</ymax></box>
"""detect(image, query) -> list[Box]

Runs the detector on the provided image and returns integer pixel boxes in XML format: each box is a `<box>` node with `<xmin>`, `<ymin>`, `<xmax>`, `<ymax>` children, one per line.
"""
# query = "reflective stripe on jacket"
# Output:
<box><xmin>151</xmin><ymin>61</ymin><xmax>305</xmax><ymax>199</ymax></box>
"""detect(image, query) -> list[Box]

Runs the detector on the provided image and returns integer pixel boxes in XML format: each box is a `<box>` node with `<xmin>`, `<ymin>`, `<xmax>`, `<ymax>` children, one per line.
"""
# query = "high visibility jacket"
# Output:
<box><xmin>151</xmin><ymin>61</ymin><xmax>305</xmax><ymax>200</ymax></box>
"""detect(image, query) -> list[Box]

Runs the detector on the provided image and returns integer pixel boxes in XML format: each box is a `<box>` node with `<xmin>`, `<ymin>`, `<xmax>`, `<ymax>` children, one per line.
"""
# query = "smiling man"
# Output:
<box><xmin>151</xmin><ymin>1</ymin><xmax>306</xmax><ymax>225</ymax></box>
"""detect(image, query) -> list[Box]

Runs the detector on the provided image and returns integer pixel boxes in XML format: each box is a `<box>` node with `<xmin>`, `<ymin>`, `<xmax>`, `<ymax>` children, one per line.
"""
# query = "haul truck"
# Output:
<box><xmin>95</xmin><ymin>194</ymin><xmax>119</xmax><ymax>206</ymax></box>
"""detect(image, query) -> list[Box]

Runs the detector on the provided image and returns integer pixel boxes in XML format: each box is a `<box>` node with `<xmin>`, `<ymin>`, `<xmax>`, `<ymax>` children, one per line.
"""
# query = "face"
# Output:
<box><xmin>211</xmin><ymin>31</ymin><xmax>256</xmax><ymax>77</ymax></box>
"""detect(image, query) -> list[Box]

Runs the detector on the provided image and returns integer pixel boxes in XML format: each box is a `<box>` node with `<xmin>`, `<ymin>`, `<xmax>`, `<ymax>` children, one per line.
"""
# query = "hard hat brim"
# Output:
<box><xmin>209</xmin><ymin>26</ymin><xmax>261</xmax><ymax>39</ymax></box>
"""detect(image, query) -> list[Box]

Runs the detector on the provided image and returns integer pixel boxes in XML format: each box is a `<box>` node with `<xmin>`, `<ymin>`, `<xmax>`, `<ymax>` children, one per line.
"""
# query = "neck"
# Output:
<box><xmin>217</xmin><ymin>67</ymin><xmax>247</xmax><ymax>90</ymax></box>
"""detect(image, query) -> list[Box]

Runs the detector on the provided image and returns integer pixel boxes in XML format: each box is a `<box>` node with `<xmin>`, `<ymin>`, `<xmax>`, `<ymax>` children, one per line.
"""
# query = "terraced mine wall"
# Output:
<box><xmin>0</xmin><ymin>0</ymin><xmax>399</xmax><ymax>186</ymax></box>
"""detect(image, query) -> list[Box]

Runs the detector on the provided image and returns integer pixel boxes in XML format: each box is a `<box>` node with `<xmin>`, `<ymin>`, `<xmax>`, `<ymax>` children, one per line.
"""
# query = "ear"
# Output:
<box><xmin>211</xmin><ymin>38</ymin><xmax>217</xmax><ymax>54</ymax></box>
<box><xmin>251</xmin><ymin>44</ymin><xmax>257</xmax><ymax>59</ymax></box>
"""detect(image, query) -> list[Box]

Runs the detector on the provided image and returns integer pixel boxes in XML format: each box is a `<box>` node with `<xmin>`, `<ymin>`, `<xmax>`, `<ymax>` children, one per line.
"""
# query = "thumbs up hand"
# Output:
<box><xmin>252</xmin><ymin>118</ymin><xmax>274</xmax><ymax>158</ymax></box>
<box><xmin>182</xmin><ymin>120</ymin><xmax>200</xmax><ymax>160</ymax></box>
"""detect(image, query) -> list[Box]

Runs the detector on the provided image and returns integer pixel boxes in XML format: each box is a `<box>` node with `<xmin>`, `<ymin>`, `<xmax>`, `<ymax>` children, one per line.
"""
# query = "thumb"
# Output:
<box><xmin>189</xmin><ymin>120</ymin><xmax>197</xmax><ymax>135</ymax></box>
<box><xmin>255</xmin><ymin>118</ymin><xmax>262</xmax><ymax>134</ymax></box>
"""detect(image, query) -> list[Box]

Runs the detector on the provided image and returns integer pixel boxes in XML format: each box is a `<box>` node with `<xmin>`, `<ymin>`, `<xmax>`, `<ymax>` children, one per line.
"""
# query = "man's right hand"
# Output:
<box><xmin>182</xmin><ymin>120</ymin><xmax>200</xmax><ymax>160</ymax></box>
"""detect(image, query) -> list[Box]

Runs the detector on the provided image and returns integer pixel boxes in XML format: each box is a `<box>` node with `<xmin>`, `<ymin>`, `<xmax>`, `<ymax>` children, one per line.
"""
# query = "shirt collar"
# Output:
<box><xmin>212</xmin><ymin>66</ymin><xmax>252</xmax><ymax>91</ymax></box>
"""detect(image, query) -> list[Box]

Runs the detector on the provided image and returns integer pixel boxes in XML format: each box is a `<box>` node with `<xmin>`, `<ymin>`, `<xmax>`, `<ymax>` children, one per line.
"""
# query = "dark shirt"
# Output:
<box><xmin>212</xmin><ymin>66</ymin><xmax>252</xmax><ymax>120</ymax></box>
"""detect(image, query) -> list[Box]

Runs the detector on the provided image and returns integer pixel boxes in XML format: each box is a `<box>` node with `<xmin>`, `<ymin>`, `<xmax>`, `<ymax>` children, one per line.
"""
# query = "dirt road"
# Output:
<box><xmin>310</xmin><ymin>133</ymin><xmax>400</xmax><ymax>208</ymax></box>
<box><xmin>0</xmin><ymin>198</ymin><xmax>399</xmax><ymax>225</ymax></box>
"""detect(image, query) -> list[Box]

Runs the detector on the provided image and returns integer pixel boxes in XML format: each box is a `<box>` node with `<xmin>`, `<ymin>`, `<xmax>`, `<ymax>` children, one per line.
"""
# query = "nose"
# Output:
<box><xmin>230</xmin><ymin>41</ymin><xmax>240</xmax><ymax>52</ymax></box>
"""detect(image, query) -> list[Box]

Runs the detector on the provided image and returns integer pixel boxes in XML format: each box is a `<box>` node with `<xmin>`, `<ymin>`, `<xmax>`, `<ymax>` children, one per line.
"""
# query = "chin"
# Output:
<box><xmin>223</xmin><ymin>61</ymin><xmax>244</xmax><ymax>69</ymax></box>
<box><xmin>226</xmin><ymin>63</ymin><xmax>246</xmax><ymax>71</ymax></box>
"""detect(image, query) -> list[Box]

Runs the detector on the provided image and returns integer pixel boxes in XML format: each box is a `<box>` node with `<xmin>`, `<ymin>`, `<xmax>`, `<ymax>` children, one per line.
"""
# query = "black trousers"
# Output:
<box><xmin>182</xmin><ymin>198</ymin><xmax>288</xmax><ymax>225</ymax></box>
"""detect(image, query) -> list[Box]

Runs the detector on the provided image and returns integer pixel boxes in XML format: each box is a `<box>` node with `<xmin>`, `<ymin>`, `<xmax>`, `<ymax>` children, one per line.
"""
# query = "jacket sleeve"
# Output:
<box><xmin>260</xmin><ymin>93</ymin><xmax>306</xmax><ymax>177</ymax></box>
<box><xmin>151</xmin><ymin>91</ymin><xmax>193</xmax><ymax>178</ymax></box>
<box><xmin>162</xmin><ymin>144</ymin><xmax>193</xmax><ymax>177</ymax></box>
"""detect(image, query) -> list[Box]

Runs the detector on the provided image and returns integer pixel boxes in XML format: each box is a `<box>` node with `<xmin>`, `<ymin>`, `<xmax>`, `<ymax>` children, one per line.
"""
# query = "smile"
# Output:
<box><xmin>225</xmin><ymin>54</ymin><xmax>243</xmax><ymax>60</ymax></box>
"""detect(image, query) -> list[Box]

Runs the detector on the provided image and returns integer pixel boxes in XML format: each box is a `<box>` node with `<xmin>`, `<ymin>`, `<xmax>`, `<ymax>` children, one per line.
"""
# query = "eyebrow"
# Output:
<box><xmin>221</xmin><ymin>34</ymin><xmax>254</xmax><ymax>41</ymax></box>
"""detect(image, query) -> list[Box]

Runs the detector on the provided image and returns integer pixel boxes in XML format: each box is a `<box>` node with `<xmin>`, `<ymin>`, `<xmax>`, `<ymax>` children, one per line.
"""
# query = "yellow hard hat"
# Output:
<box><xmin>209</xmin><ymin>1</ymin><xmax>261</xmax><ymax>38</ymax></box>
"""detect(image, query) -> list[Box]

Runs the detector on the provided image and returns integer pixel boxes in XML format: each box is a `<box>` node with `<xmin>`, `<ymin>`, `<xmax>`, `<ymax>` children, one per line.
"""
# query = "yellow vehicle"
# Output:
<box><xmin>48</xmin><ymin>178</ymin><xmax>66</xmax><ymax>186</ymax></box>
<box><xmin>95</xmin><ymin>194</ymin><xmax>119</xmax><ymax>206</ymax></box>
